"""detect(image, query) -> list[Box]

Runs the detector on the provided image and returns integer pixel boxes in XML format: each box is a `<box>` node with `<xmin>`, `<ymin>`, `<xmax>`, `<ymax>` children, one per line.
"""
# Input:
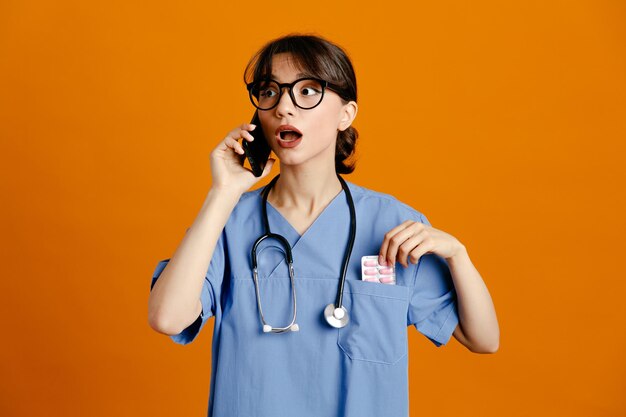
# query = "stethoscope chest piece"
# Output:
<box><xmin>324</xmin><ymin>303</ymin><xmax>349</xmax><ymax>328</ymax></box>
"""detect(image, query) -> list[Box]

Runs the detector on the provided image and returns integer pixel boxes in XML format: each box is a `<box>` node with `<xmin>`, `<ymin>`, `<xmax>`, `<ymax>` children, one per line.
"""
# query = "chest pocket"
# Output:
<box><xmin>337</xmin><ymin>279</ymin><xmax>409</xmax><ymax>365</ymax></box>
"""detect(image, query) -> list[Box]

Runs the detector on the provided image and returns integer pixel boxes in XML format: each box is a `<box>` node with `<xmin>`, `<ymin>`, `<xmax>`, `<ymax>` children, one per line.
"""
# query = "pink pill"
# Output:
<box><xmin>380</xmin><ymin>277</ymin><xmax>395</xmax><ymax>284</ymax></box>
<box><xmin>363</xmin><ymin>260</ymin><xmax>378</xmax><ymax>267</ymax></box>
<box><xmin>379</xmin><ymin>268</ymin><xmax>393</xmax><ymax>274</ymax></box>
<box><xmin>363</xmin><ymin>268</ymin><xmax>378</xmax><ymax>275</ymax></box>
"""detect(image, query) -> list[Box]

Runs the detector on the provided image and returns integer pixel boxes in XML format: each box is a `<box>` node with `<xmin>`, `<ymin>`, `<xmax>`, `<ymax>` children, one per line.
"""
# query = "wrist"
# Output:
<box><xmin>205</xmin><ymin>186</ymin><xmax>242</xmax><ymax>207</ymax></box>
<box><xmin>446</xmin><ymin>241</ymin><xmax>467</xmax><ymax>263</ymax></box>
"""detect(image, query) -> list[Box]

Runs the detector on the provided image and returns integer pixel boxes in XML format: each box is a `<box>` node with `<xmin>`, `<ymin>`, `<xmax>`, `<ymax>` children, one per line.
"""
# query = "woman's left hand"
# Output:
<box><xmin>379</xmin><ymin>220</ymin><xmax>465</xmax><ymax>268</ymax></box>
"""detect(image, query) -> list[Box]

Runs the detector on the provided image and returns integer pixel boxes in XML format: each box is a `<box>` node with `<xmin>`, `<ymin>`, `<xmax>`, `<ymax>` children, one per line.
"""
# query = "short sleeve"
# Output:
<box><xmin>407</xmin><ymin>213</ymin><xmax>459</xmax><ymax>347</ymax></box>
<box><xmin>150</xmin><ymin>231</ymin><xmax>226</xmax><ymax>345</ymax></box>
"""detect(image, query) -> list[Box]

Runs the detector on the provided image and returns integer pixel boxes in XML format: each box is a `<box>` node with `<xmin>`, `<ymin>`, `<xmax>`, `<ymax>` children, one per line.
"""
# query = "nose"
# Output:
<box><xmin>274</xmin><ymin>86</ymin><xmax>296</xmax><ymax>118</ymax></box>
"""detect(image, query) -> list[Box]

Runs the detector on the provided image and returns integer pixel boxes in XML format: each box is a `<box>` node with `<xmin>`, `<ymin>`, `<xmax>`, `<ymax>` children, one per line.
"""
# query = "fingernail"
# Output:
<box><xmin>250</xmin><ymin>124</ymin><xmax>256</xmax><ymax>129</ymax></box>
<box><xmin>378</xmin><ymin>255</ymin><xmax>385</xmax><ymax>265</ymax></box>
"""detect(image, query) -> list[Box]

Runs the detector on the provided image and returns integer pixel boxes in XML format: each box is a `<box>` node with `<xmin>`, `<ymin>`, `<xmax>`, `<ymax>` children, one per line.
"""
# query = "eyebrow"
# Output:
<box><xmin>270</xmin><ymin>72</ymin><xmax>311</xmax><ymax>81</ymax></box>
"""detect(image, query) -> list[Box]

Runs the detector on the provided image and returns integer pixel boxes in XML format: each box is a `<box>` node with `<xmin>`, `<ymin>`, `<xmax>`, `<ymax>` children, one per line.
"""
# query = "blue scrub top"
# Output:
<box><xmin>150</xmin><ymin>181</ymin><xmax>459</xmax><ymax>417</ymax></box>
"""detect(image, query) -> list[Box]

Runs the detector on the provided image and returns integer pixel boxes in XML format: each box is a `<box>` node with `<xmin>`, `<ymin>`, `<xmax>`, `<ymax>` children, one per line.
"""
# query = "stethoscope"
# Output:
<box><xmin>250</xmin><ymin>173</ymin><xmax>357</xmax><ymax>333</ymax></box>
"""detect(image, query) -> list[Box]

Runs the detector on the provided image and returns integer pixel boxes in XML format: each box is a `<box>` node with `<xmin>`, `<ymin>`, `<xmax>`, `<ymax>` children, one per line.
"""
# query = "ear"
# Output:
<box><xmin>338</xmin><ymin>101</ymin><xmax>358</xmax><ymax>131</ymax></box>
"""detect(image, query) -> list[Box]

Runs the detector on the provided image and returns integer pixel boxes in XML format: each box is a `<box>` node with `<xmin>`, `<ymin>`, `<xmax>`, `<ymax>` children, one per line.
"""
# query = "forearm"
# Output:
<box><xmin>147</xmin><ymin>187</ymin><xmax>240</xmax><ymax>335</ymax></box>
<box><xmin>447</xmin><ymin>245</ymin><xmax>500</xmax><ymax>352</ymax></box>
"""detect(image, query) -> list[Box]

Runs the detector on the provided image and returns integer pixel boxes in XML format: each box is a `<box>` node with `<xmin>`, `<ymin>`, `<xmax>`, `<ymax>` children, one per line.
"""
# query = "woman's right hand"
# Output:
<box><xmin>209</xmin><ymin>123</ymin><xmax>276</xmax><ymax>196</ymax></box>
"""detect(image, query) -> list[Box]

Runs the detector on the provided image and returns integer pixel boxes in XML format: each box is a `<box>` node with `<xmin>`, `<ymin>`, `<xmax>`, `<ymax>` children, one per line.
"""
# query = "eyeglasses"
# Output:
<box><xmin>246</xmin><ymin>77</ymin><xmax>343</xmax><ymax>110</ymax></box>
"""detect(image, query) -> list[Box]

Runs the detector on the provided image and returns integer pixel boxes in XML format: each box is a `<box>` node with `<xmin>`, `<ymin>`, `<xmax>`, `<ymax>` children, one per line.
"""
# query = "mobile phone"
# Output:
<box><xmin>242</xmin><ymin>111</ymin><xmax>272</xmax><ymax>177</ymax></box>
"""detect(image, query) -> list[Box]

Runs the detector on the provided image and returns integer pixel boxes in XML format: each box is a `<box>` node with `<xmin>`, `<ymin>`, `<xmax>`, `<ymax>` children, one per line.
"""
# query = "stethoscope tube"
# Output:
<box><xmin>252</xmin><ymin>173</ymin><xmax>356</xmax><ymax>333</ymax></box>
<box><xmin>334</xmin><ymin>173</ymin><xmax>357</xmax><ymax>313</ymax></box>
<box><xmin>250</xmin><ymin>233</ymin><xmax>298</xmax><ymax>333</ymax></box>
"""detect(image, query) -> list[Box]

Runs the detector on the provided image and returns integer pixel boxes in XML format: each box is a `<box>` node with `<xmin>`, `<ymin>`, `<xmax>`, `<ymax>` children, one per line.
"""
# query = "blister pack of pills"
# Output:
<box><xmin>361</xmin><ymin>255</ymin><xmax>396</xmax><ymax>285</ymax></box>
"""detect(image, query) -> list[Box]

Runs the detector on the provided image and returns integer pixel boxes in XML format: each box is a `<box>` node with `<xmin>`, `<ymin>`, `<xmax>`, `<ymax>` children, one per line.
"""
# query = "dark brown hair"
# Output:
<box><xmin>244</xmin><ymin>34</ymin><xmax>358</xmax><ymax>174</ymax></box>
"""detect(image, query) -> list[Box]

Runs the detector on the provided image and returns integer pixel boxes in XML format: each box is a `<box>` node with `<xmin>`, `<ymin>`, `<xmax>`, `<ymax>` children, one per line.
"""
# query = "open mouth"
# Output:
<box><xmin>279</xmin><ymin>130</ymin><xmax>303</xmax><ymax>142</ymax></box>
<box><xmin>276</xmin><ymin>125</ymin><xmax>303</xmax><ymax>143</ymax></box>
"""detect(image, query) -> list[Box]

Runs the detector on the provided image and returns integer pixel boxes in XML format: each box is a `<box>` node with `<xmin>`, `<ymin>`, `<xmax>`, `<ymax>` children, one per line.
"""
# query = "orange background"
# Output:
<box><xmin>1</xmin><ymin>1</ymin><xmax>624</xmax><ymax>416</ymax></box>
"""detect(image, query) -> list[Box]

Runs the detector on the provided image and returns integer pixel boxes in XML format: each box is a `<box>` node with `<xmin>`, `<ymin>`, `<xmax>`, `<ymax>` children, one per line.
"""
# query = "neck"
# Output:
<box><xmin>269</xmin><ymin>163</ymin><xmax>343</xmax><ymax>216</ymax></box>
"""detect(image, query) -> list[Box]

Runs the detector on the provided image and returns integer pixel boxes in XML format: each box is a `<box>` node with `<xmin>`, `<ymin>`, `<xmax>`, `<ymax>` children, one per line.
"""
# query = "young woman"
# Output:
<box><xmin>148</xmin><ymin>34</ymin><xmax>499</xmax><ymax>417</ymax></box>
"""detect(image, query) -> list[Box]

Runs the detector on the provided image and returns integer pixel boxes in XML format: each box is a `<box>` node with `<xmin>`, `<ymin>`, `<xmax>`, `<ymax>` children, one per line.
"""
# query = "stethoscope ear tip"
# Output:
<box><xmin>262</xmin><ymin>324</ymin><xmax>299</xmax><ymax>333</ymax></box>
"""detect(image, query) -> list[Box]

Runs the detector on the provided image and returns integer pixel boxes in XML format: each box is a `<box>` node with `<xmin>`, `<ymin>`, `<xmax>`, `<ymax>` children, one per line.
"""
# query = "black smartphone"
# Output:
<box><xmin>242</xmin><ymin>111</ymin><xmax>272</xmax><ymax>177</ymax></box>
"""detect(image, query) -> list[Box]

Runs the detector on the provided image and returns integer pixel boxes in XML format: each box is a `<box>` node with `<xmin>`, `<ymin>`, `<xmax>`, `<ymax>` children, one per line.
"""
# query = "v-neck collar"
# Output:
<box><xmin>260</xmin><ymin>184</ymin><xmax>352</xmax><ymax>279</ymax></box>
<box><xmin>265</xmin><ymin>187</ymin><xmax>346</xmax><ymax>241</ymax></box>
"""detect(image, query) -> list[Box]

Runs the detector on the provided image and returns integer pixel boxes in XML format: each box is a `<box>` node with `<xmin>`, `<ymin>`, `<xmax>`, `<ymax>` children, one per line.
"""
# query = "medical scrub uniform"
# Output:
<box><xmin>150</xmin><ymin>181</ymin><xmax>459</xmax><ymax>417</ymax></box>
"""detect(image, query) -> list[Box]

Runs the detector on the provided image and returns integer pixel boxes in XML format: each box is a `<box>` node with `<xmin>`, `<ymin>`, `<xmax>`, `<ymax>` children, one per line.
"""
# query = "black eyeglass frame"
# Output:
<box><xmin>246</xmin><ymin>77</ymin><xmax>346</xmax><ymax>110</ymax></box>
